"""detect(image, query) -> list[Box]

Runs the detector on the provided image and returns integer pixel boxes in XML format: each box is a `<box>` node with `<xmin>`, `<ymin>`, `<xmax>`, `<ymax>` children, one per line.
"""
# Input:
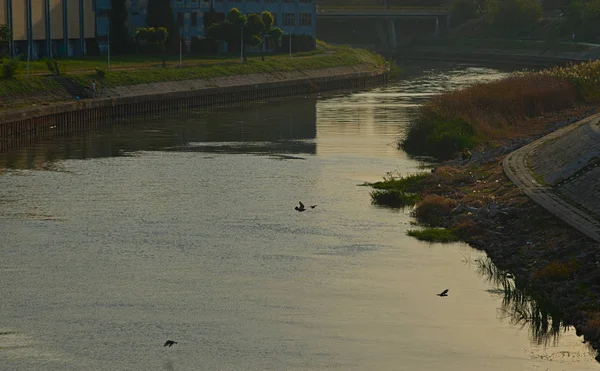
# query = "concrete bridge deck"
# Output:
<box><xmin>317</xmin><ymin>5</ymin><xmax>450</xmax><ymax>18</ymax></box>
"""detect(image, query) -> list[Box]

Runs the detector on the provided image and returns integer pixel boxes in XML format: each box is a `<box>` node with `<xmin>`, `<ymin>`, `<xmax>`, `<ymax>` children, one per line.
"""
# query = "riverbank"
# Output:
<box><xmin>0</xmin><ymin>42</ymin><xmax>386</xmax><ymax>111</ymax></box>
<box><xmin>0</xmin><ymin>63</ymin><xmax>388</xmax><ymax>152</ymax></box>
<box><xmin>368</xmin><ymin>61</ymin><xmax>600</xmax><ymax>360</ymax></box>
<box><xmin>395</xmin><ymin>38</ymin><xmax>600</xmax><ymax>67</ymax></box>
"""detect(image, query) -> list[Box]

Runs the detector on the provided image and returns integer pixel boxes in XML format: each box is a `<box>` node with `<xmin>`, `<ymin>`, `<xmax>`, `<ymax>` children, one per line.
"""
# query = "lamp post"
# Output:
<box><xmin>179</xmin><ymin>28</ymin><xmax>183</xmax><ymax>69</ymax></box>
<box><xmin>240</xmin><ymin>27</ymin><xmax>244</xmax><ymax>63</ymax></box>
<box><xmin>107</xmin><ymin>21</ymin><xmax>111</xmax><ymax>72</ymax></box>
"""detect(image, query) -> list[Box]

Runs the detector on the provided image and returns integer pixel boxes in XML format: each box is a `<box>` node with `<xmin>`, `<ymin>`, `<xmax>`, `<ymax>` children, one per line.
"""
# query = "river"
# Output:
<box><xmin>0</xmin><ymin>63</ymin><xmax>597</xmax><ymax>371</ymax></box>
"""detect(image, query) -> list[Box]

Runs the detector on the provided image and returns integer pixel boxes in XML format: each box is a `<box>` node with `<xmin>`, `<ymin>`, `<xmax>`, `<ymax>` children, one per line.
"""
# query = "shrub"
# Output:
<box><xmin>532</xmin><ymin>259</ymin><xmax>579</xmax><ymax>281</ymax></box>
<box><xmin>370</xmin><ymin>189</ymin><xmax>420</xmax><ymax>208</ymax></box>
<box><xmin>401</xmin><ymin>74</ymin><xmax>577</xmax><ymax>160</ymax></box>
<box><xmin>413</xmin><ymin>195</ymin><xmax>457</xmax><ymax>226</ymax></box>
<box><xmin>95</xmin><ymin>68</ymin><xmax>106</xmax><ymax>78</ymax></box>
<box><xmin>451</xmin><ymin>0</ymin><xmax>480</xmax><ymax>28</ymax></box>
<box><xmin>369</xmin><ymin>172</ymin><xmax>429</xmax><ymax>192</ymax></box>
<box><xmin>42</xmin><ymin>58</ymin><xmax>61</xmax><ymax>76</ymax></box>
<box><xmin>487</xmin><ymin>0</ymin><xmax>542</xmax><ymax>36</ymax></box>
<box><xmin>407</xmin><ymin>228</ymin><xmax>460</xmax><ymax>243</ymax></box>
<box><xmin>1</xmin><ymin>57</ymin><xmax>20</xmax><ymax>79</ymax></box>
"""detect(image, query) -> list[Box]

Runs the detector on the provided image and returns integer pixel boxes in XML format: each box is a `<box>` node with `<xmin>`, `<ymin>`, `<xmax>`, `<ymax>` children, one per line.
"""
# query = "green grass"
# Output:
<box><xmin>0</xmin><ymin>43</ymin><xmax>386</xmax><ymax>104</ymax></box>
<box><xmin>370</xmin><ymin>189</ymin><xmax>420</xmax><ymax>208</ymax></box>
<box><xmin>369</xmin><ymin>173</ymin><xmax>429</xmax><ymax>191</ymax></box>
<box><xmin>368</xmin><ymin>173</ymin><xmax>429</xmax><ymax>207</ymax></box>
<box><xmin>407</xmin><ymin>227</ymin><xmax>460</xmax><ymax>243</ymax></box>
<box><xmin>73</xmin><ymin>46</ymin><xmax>384</xmax><ymax>88</ymax></box>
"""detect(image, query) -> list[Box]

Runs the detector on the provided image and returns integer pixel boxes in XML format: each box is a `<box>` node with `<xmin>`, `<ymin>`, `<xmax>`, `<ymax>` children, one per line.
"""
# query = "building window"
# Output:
<box><xmin>282</xmin><ymin>0</ymin><xmax>295</xmax><ymax>2</ymax></box>
<box><xmin>248</xmin><ymin>0</ymin><xmax>260</xmax><ymax>2</ymax></box>
<box><xmin>282</xmin><ymin>13</ymin><xmax>295</xmax><ymax>26</ymax></box>
<box><xmin>177</xmin><ymin>12</ymin><xmax>184</xmax><ymax>27</ymax></box>
<box><xmin>264</xmin><ymin>0</ymin><xmax>278</xmax><ymax>3</ymax></box>
<box><xmin>191</xmin><ymin>12</ymin><xmax>197</xmax><ymax>26</ymax></box>
<box><xmin>271</xmin><ymin>13</ymin><xmax>278</xmax><ymax>25</ymax></box>
<box><xmin>299</xmin><ymin>13</ymin><xmax>311</xmax><ymax>26</ymax></box>
<box><xmin>299</xmin><ymin>0</ymin><xmax>312</xmax><ymax>2</ymax></box>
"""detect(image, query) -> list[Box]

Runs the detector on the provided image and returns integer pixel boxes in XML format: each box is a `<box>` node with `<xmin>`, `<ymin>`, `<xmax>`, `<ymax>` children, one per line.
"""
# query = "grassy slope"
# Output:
<box><xmin>400</xmin><ymin>60</ymin><xmax>600</xmax><ymax>160</ymax></box>
<box><xmin>0</xmin><ymin>43</ymin><xmax>386</xmax><ymax>107</ymax></box>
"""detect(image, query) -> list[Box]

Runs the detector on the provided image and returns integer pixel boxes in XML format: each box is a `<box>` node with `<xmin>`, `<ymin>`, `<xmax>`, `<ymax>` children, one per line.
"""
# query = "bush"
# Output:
<box><xmin>1</xmin><ymin>57</ymin><xmax>20</xmax><ymax>79</ymax></box>
<box><xmin>407</xmin><ymin>228</ymin><xmax>460</xmax><ymax>243</ymax></box>
<box><xmin>413</xmin><ymin>195</ymin><xmax>457</xmax><ymax>226</ymax></box>
<box><xmin>532</xmin><ymin>259</ymin><xmax>579</xmax><ymax>281</ymax></box>
<box><xmin>401</xmin><ymin>74</ymin><xmax>577</xmax><ymax>159</ymax></box>
<box><xmin>42</xmin><ymin>58</ymin><xmax>61</xmax><ymax>76</ymax></box>
<box><xmin>370</xmin><ymin>189</ymin><xmax>420</xmax><ymax>208</ymax></box>
<box><xmin>451</xmin><ymin>0</ymin><xmax>480</xmax><ymax>28</ymax></box>
<box><xmin>95</xmin><ymin>68</ymin><xmax>106</xmax><ymax>78</ymax></box>
<box><xmin>487</xmin><ymin>0</ymin><xmax>542</xmax><ymax>36</ymax></box>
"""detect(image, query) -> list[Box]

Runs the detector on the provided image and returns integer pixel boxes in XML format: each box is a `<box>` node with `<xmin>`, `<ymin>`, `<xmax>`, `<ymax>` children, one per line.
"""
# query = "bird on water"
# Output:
<box><xmin>437</xmin><ymin>289</ymin><xmax>449</xmax><ymax>297</ymax></box>
<box><xmin>164</xmin><ymin>340</ymin><xmax>178</xmax><ymax>347</ymax></box>
<box><xmin>295</xmin><ymin>201</ymin><xmax>317</xmax><ymax>212</ymax></box>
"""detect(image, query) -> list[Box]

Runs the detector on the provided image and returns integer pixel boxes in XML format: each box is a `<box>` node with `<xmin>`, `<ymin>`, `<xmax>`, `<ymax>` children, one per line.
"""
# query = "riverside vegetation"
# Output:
<box><xmin>369</xmin><ymin>61</ymin><xmax>600</xmax><ymax>358</ymax></box>
<box><xmin>0</xmin><ymin>41</ymin><xmax>387</xmax><ymax>110</ymax></box>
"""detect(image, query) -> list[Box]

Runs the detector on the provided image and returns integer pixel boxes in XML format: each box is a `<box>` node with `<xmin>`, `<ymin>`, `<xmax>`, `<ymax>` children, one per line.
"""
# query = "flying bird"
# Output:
<box><xmin>164</xmin><ymin>340</ymin><xmax>178</xmax><ymax>347</ymax></box>
<box><xmin>437</xmin><ymin>289</ymin><xmax>449</xmax><ymax>297</ymax></box>
<box><xmin>309</xmin><ymin>205</ymin><xmax>317</xmax><ymax>209</ymax></box>
<box><xmin>295</xmin><ymin>201</ymin><xmax>306</xmax><ymax>212</ymax></box>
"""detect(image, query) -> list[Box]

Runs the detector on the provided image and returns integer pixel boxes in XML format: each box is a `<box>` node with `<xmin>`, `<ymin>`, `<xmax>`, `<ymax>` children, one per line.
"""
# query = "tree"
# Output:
<box><xmin>487</xmin><ymin>0</ymin><xmax>542</xmax><ymax>36</ymax></box>
<box><xmin>109</xmin><ymin>0</ymin><xmax>129</xmax><ymax>54</ymax></box>
<box><xmin>146</xmin><ymin>0</ymin><xmax>177</xmax><ymax>50</ymax></box>
<box><xmin>135</xmin><ymin>27</ymin><xmax>169</xmax><ymax>53</ymax></box>
<box><xmin>207</xmin><ymin>9</ymin><xmax>283</xmax><ymax>55</ymax></box>
<box><xmin>0</xmin><ymin>24</ymin><xmax>10</xmax><ymax>57</ymax></box>
<box><xmin>261</xmin><ymin>11</ymin><xmax>283</xmax><ymax>46</ymax></box>
<box><xmin>450</xmin><ymin>0</ymin><xmax>479</xmax><ymax>28</ymax></box>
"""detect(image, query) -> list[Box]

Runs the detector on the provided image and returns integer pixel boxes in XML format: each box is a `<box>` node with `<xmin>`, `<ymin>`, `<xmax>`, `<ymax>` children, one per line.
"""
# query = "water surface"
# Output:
<box><xmin>0</xmin><ymin>64</ymin><xmax>597</xmax><ymax>370</ymax></box>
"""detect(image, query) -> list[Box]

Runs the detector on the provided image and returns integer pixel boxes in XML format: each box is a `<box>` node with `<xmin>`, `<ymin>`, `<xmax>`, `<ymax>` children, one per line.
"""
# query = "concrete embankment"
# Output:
<box><xmin>0</xmin><ymin>64</ymin><xmax>387</xmax><ymax>151</ymax></box>
<box><xmin>504</xmin><ymin>114</ymin><xmax>600</xmax><ymax>242</ymax></box>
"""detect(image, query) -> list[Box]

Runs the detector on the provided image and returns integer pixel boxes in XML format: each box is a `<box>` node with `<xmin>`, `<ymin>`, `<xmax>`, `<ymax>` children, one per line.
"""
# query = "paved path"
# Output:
<box><xmin>503</xmin><ymin>114</ymin><xmax>600</xmax><ymax>242</ymax></box>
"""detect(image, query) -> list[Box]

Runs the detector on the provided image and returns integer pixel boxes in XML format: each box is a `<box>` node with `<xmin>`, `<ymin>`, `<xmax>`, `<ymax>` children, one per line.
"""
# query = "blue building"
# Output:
<box><xmin>94</xmin><ymin>0</ymin><xmax>316</xmax><ymax>52</ymax></box>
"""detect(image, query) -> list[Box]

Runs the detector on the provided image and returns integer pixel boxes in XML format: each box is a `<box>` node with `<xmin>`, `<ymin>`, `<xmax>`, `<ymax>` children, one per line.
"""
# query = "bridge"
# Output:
<box><xmin>316</xmin><ymin>3</ymin><xmax>452</xmax><ymax>49</ymax></box>
<box><xmin>316</xmin><ymin>6</ymin><xmax>450</xmax><ymax>19</ymax></box>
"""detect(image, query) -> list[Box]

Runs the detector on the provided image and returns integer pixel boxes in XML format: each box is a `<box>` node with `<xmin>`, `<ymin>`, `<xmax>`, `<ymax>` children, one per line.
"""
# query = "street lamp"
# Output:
<box><xmin>179</xmin><ymin>28</ymin><xmax>183</xmax><ymax>69</ymax></box>
<box><xmin>107</xmin><ymin>20</ymin><xmax>111</xmax><ymax>72</ymax></box>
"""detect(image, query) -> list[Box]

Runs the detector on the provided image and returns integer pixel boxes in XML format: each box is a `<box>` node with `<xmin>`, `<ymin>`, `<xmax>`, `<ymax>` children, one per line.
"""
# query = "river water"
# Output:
<box><xmin>0</xmin><ymin>63</ymin><xmax>597</xmax><ymax>371</ymax></box>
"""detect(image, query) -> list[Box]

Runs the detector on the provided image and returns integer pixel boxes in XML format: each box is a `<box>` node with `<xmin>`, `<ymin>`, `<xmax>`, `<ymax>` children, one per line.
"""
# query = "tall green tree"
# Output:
<box><xmin>0</xmin><ymin>24</ymin><xmax>11</xmax><ymax>57</ymax></box>
<box><xmin>207</xmin><ymin>9</ymin><xmax>283</xmax><ymax>52</ymax></box>
<box><xmin>487</xmin><ymin>0</ymin><xmax>542</xmax><ymax>36</ymax></box>
<box><xmin>146</xmin><ymin>0</ymin><xmax>177</xmax><ymax>50</ymax></box>
<box><xmin>109</xmin><ymin>0</ymin><xmax>129</xmax><ymax>54</ymax></box>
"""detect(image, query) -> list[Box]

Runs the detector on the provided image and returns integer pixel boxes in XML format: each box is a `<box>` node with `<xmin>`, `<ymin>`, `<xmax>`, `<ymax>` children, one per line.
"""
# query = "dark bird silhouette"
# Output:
<box><xmin>164</xmin><ymin>340</ymin><xmax>178</xmax><ymax>347</ymax></box>
<box><xmin>309</xmin><ymin>205</ymin><xmax>317</xmax><ymax>209</ymax></box>
<box><xmin>437</xmin><ymin>289</ymin><xmax>449</xmax><ymax>297</ymax></box>
<box><xmin>295</xmin><ymin>201</ymin><xmax>306</xmax><ymax>212</ymax></box>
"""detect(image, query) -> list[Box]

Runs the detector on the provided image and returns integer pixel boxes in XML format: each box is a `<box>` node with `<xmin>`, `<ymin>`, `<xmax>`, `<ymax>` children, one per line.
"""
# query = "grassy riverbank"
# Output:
<box><xmin>0</xmin><ymin>42</ymin><xmax>387</xmax><ymax>110</ymax></box>
<box><xmin>401</xmin><ymin>60</ymin><xmax>600</xmax><ymax>160</ymax></box>
<box><xmin>368</xmin><ymin>61</ymin><xmax>600</xmax><ymax>357</ymax></box>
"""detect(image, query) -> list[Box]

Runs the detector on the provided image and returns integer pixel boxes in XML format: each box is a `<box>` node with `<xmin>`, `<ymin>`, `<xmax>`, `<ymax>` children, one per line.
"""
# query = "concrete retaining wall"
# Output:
<box><xmin>0</xmin><ymin>66</ymin><xmax>388</xmax><ymax>152</ymax></box>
